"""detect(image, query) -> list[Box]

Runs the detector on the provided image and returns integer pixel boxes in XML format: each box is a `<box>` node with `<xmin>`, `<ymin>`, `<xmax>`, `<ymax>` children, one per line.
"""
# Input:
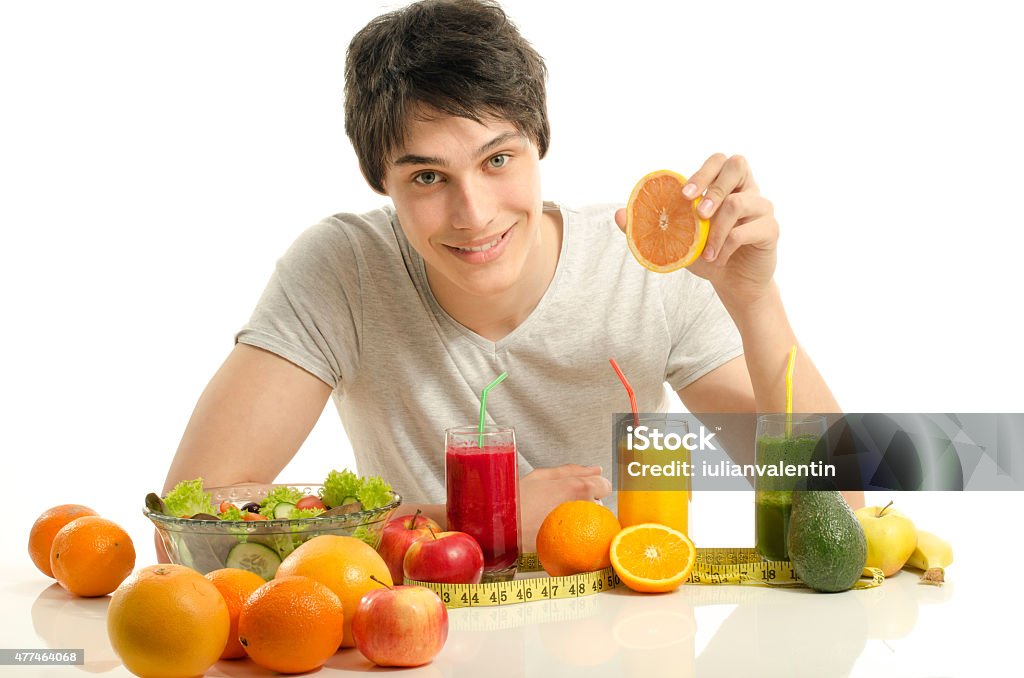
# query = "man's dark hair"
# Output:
<box><xmin>344</xmin><ymin>0</ymin><xmax>549</xmax><ymax>193</ymax></box>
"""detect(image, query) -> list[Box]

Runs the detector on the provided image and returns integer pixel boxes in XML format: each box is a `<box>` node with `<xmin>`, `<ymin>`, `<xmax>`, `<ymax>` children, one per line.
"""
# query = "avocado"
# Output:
<box><xmin>787</xmin><ymin>490</ymin><xmax>867</xmax><ymax>593</ymax></box>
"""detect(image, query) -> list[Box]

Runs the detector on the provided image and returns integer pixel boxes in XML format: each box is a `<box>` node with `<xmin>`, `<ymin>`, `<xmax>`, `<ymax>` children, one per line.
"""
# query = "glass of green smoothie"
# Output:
<box><xmin>754</xmin><ymin>414</ymin><xmax>827</xmax><ymax>561</ymax></box>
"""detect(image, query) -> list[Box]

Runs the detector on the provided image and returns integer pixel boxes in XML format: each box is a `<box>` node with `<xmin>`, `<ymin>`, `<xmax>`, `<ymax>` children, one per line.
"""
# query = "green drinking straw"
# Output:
<box><xmin>478</xmin><ymin>371</ymin><xmax>509</xmax><ymax>447</ymax></box>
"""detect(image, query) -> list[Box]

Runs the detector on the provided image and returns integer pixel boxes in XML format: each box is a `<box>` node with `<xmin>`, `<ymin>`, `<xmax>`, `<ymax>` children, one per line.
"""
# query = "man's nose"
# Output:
<box><xmin>450</xmin><ymin>176</ymin><xmax>494</xmax><ymax>231</ymax></box>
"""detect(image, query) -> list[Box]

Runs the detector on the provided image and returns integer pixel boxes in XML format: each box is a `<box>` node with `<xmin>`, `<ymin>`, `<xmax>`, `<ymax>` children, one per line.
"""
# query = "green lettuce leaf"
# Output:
<box><xmin>319</xmin><ymin>469</ymin><xmax>361</xmax><ymax>509</ymax></box>
<box><xmin>357</xmin><ymin>476</ymin><xmax>393</xmax><ymax>510</ymax></box>
<box><xmin>218</xmin><ymin>504</ymin><xmax>245</xmax><ymax>521</ymax></box>
<box><xmin>163</xmin><ymin>479</ymin><xmax>217</xmax><ymax>517</ymax></box>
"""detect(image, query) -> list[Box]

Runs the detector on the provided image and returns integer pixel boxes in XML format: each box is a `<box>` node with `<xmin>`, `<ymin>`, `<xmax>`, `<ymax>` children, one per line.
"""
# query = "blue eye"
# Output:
<box><xmin>415</xmin><ymin>171</ymin><xmax>439</xmax><ymax>185</ymax></box>
<box><xmin>489</xmin><ymin>154</ymin><xmax>508</xmax><ymax>168</ymax></box>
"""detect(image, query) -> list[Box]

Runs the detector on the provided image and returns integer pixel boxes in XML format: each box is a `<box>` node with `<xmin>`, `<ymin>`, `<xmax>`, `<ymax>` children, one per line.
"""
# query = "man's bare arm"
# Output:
<box><xmin>678</xmin><ymin>353</ymin><xmax>862</xmax><ymax>509</ymax></box>
<box><xmin>676</xmin><ymin>356</ymin><xmax>757</xmax><ymax>465</ymax></box>
<box><xmin>162</xmin><ymin>344</ymin><xmax>333</xmax><ymax>494</ymax></box>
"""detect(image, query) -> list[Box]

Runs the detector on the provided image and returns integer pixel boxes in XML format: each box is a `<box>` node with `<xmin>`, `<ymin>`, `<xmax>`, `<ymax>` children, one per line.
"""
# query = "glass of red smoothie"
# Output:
<box><xmin>445</xmin><ymin>425</ymin><xmax>521</xmax><ymax>583</ymax></box>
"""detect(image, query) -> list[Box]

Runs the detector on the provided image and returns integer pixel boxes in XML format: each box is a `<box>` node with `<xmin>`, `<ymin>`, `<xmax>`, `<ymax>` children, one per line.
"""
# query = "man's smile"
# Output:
<box><xmin>444</xmin><ymin>224</ymin><xmax>514</xmax><ymax>263</ymax></box>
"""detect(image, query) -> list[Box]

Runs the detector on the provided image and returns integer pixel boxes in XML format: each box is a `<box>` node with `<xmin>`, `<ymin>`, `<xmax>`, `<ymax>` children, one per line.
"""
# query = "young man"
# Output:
<box><xmin>162</xmin><ymin>0</ymin><xmax>851</xmax><ymax>551</ymax></box>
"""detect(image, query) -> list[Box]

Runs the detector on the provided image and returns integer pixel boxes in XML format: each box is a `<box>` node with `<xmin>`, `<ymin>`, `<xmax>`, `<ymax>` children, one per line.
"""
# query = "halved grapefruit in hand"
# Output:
<box><xmin>625</xmin><ymin>169</ymin><xmax>709</xmax><ymax>273</ymax></box>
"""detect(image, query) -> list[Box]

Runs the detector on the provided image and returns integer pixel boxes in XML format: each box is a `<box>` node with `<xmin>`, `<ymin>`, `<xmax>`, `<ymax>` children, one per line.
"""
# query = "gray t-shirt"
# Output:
<box><xmin>236</xmin><ymin>203</ymin><xmax>742</xmax><ymax>504</ymax></box>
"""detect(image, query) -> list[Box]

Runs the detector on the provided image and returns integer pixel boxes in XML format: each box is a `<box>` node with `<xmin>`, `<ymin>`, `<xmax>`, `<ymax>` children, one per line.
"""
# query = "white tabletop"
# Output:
<box><xmin>3</xmin><ymin>500</ymin><xmax>1021</xmax><ymax>678</ymax></box>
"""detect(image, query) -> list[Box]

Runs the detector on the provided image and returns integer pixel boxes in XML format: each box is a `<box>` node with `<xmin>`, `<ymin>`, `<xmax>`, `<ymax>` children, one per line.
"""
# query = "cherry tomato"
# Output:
<box><xmin>218</xmin><ymin>500</ymin><xmax>233</xmax><ymax>514</ymax></box>
<box><xmin>243</xmin><ymin>512</ymin><xmax>268</xmax><ymax>522</ymax></box>
<box><xmin>296</xmin><ymin>495</ymin><xmax>326</xmax><ymax>511</ymax></box>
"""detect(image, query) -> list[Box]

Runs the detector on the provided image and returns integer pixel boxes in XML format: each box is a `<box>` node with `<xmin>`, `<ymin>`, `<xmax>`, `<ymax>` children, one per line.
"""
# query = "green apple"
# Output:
<box><xmin>854</xmin><ymin>501</ymin><xmax>917</xmax><ymax>576</ymax></box>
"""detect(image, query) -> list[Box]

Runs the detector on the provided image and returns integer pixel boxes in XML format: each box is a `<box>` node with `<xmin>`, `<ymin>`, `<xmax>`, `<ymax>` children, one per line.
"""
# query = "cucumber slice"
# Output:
<box><xmin>273</xmin><ymin>502</ymin><xmax>296</xmax><ymax>519</ymax></box>
<box><xmin>225</xmin><ymin>542</ymin><xmax>281</xmax><ymax>580</ymax></box>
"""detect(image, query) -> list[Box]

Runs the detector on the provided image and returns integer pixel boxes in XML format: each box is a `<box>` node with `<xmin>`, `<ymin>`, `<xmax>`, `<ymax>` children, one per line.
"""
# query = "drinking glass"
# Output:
<box><xmin>445</xmin><ymin>425</ymin><xmax>520</xmax><ymax>582</ymax></box>
<box><xmin>754</xmin><ymin>414</ymin><xmax>827</xmax><ymax>561</ymax></box>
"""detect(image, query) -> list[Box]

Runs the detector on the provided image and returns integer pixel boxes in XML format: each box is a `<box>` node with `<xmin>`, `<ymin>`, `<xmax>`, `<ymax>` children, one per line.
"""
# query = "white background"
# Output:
<box><xmin>2</xmin><ymin>0</ymin><xmax>1022</xmax><ymax>599</ymax></box>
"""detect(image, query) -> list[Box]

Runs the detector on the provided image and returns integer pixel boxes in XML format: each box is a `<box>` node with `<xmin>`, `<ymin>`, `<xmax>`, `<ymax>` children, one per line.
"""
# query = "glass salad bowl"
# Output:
<box><xmin>145</xmin><ymin>483</ymin><xmax>401</xmax><ymax>579</ymax></box>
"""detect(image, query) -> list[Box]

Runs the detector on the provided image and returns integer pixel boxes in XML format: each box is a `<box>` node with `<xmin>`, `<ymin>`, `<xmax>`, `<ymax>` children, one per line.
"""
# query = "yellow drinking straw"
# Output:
<box><xmin>785</xmin><ymin>344</ymin><xmax>797</xmax><ymax>436</ymax></box>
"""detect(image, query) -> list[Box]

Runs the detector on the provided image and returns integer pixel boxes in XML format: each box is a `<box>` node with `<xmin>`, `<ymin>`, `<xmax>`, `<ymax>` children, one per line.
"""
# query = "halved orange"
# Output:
<box><xmin>609</xmin><ymin>523</ymin><xmax>696</xmax><ymax>593</ymax></box>
<box><xmin>625</xmin><ymin>169</ymin><xmax>709</xmax><ymax>273</ymax></box>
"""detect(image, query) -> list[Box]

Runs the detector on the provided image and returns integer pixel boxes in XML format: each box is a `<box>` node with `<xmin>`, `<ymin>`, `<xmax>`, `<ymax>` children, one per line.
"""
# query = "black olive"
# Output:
<box><xmin>241</xmin><ymin>502</ymin><xmax>261</xmax><ymax>514</ymax></box>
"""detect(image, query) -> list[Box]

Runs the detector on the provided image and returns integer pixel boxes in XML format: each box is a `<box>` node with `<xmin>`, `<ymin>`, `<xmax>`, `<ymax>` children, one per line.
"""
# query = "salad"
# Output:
<box><xmin>145</xmin><ymin>470</ymin><xmax>398</xmax><ymax>579</ymax></box>
<box><xmin>149</xmin><ymin>469</ymin><xmax>394</xmax><ymax>521</ymax></box>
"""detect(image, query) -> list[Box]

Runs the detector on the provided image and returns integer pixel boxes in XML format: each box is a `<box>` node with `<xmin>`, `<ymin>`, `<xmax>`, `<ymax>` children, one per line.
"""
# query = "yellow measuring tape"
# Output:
<box><xmin>407</xmin><ymin>549</ymin><xmax>884</xmax><ymax>609</ymax></box>
<box><xmin>690</xmin><ymin>548</ymin><xmax>884</xmax><ymax>589</ymax></box>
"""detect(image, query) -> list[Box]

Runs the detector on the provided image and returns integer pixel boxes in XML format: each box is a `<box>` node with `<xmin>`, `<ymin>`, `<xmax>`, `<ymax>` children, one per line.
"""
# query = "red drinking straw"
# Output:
<box><xmin>608</xmin><ymin>358</ymin><xmax>639</xmax><ymax>427</ymax></box>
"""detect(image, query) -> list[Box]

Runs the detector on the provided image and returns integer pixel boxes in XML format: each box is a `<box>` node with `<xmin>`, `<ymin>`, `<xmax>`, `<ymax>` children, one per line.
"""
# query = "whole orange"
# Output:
<box><xmin>28</xmin><ymin>504</ymin><xmax>98</xmax><ymax>577</ymax></box>
<box><xmin>238</xmin><ymin>575</ymin><xmax>344</xmax><ymax>674</ymax></box>
<box><xmin>275</xmin><ymin>535</ymin><xmax>392</xmax><ymax>647</ymax></box>
<box><xmin>205</xmin><ymin>568</ymin><xmax>266</xmax><ymax>659</ymax></box>
<box><xmin>107</xmin><ymin>564</ymin><xmax>229</xmax><ymax>678</ymax></box>
<box><xmin>536</xmin><ymin>501</ymin><xmax>622</xmax><ymax>577</ymax></box>
<box><xmin>50</xmin><ymin>516</ymin><xmax>135</xmax><ymax>597</ymax></box>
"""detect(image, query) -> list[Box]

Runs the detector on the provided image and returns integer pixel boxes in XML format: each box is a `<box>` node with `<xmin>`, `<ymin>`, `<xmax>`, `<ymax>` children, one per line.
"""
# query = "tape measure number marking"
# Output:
<box><xmin>408</xmin><ymin>567</ymin><xmax>620</xmax><ymax>609</ymax></box>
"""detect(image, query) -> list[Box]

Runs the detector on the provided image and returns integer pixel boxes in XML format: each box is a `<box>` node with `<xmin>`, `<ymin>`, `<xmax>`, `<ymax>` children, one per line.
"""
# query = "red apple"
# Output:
<box><xmin>403</xmin><ymin>530</ymin><xmax>484</xmax><ymax>585</ymax></box>
<box><xmin>352</xmin><ymin>577</ymin><xmax>448</xmax><ymax>667</ymax></box>
<box><xmin>377</xmin><ymin>510</ymin><xmax>443</xmax><ymax>583</ymax></box>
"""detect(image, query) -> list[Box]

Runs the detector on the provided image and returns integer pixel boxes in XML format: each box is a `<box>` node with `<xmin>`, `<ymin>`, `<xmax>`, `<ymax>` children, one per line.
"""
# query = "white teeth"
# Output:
<box><xmin>456</xmin><ymin>233</ymin><xmax>503</xmax><ymax>252</ymax></box>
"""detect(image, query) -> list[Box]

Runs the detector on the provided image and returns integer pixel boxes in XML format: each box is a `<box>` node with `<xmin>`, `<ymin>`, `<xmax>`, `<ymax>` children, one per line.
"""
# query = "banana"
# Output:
<box><xmin>904</xmin><ymin>530</ymin><xmax>953</xmax><ymax>585</ymax></box>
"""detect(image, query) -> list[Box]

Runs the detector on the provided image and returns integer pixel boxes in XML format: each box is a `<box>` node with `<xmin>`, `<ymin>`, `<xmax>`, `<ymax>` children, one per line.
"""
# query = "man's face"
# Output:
<box><xmin>381</xmin><ymin>112</ymin><xmax>547</xmax><ymax>302</ymax></box>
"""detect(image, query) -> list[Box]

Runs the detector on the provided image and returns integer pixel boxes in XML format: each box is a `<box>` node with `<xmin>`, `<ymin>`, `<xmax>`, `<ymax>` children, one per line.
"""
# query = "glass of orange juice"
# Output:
<box><xmin>616</xmin><ymin>414</ymin><xmax>690</xmax><ymax>536</ymax></box>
